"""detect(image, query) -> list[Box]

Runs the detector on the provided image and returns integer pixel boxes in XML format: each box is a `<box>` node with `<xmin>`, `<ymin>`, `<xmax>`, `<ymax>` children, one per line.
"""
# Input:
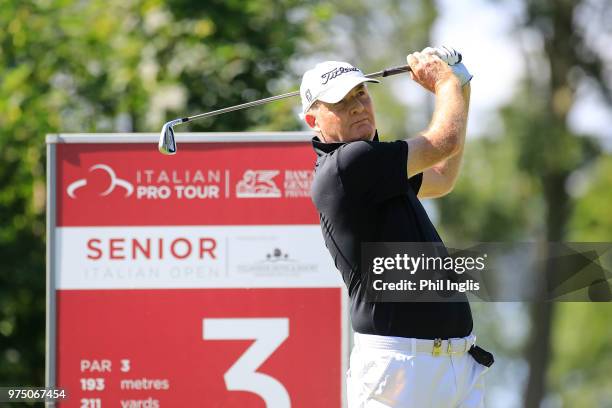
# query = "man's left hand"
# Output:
<box><xmin>423</xmin><ymin>46</ymin><xmax>472</xmax><ymax>86</ymax></box>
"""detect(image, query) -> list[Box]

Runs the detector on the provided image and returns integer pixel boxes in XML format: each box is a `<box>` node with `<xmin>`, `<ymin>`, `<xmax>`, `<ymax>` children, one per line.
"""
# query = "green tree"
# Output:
<box><xmin>435</xmin><ymin>1</ymin><xmax>611</xmax><ymax>406</ymax></box>
<box><xmin>547</xmin><ymin>154</ymin><xmax>612</xmax><ymax>407</ymax></box>
<box><xmin>0</xmin><ymin>0</ymin><xmax>318</xmax><ymax>386</ymax></box>
<box><xmin>512</xmin><ymin>2</ymin><xmax>609</xmax><ymax>406</ymax></box>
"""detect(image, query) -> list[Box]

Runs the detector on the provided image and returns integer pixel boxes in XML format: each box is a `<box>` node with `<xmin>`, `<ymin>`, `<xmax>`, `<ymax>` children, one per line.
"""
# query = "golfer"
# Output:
<box><xmin>302</xmin><ymin>47</ymin><xmax>492</xmax><ymax>407</ymax></box>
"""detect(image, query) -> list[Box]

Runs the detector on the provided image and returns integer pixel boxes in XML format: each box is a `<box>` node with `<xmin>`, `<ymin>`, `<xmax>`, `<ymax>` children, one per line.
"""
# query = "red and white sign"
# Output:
<box><xmin>57</xmin><ymin>142</ymin><xmax>318</xmax><ymax>226</ymax></box>
<box><xmin>47</xmin><ymin>134</ymin><xmax>346</xmax><ymax>407</ymax></box>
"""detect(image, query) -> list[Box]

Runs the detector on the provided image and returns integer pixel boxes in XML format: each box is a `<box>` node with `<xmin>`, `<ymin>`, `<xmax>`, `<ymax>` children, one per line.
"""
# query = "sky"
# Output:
<box><xmin>431</xmin><ymin>0</ymin><xmax>612</xmax><ymax>149</ymax></box>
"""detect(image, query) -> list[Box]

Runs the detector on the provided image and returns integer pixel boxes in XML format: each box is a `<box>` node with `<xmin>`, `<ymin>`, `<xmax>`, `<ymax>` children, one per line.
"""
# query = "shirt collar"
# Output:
<box><xmin>312</xmin><ymin>131</ymin><xmax>379</xmax><ymax>156</ymax></box>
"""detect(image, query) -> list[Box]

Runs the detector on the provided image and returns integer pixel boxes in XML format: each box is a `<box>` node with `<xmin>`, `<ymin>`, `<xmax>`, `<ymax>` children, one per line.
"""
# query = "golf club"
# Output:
<box><xmin>158</xmin><ymin>64</ymin><xmax>414</xmax><ymax>155</ymax></box>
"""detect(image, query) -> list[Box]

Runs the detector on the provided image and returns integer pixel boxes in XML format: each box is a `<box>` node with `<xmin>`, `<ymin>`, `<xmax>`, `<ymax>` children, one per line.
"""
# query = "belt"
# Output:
<box><xmin>354</xmin><ymin>332</ymin><xmax>476</xmax><ymax>356</ymax></box>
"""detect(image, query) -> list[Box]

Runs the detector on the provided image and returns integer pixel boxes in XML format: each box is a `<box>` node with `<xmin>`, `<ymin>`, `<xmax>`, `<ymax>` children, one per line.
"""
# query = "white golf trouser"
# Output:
<box><xmin>347</xmin><ymin>333</ymin><xmax>489</xmax><ymax>408</ymax></box>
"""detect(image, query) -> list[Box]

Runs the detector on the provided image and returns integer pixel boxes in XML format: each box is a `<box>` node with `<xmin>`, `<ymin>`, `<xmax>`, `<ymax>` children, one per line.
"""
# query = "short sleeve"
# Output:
<box><xmin>337</xmin><ymin>140</ymin><xmax>414</xmax><ymax>203</ymax></box>
<box><xmin>408</xmin><ymin>172</ymin><xmax>423</xmax><ymax>195</ymax></box>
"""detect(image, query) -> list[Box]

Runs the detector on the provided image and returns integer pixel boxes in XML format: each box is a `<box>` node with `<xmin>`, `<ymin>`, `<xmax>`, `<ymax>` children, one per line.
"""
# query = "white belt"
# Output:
<box><xmin>354</xmin><ymin>332</ymin><xmax>476</xmax><ymax>356</ymax></box>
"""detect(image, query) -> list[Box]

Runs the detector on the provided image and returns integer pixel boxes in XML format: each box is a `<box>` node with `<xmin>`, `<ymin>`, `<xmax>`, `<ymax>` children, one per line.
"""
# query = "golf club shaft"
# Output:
<box><xmin>177</xmin><ymin>65</ymin><xmax>412</xmax><ymax>124</ymax></box>
<box><xmin>159</xmin><ymin>64</ymin><xmax>413</xmax><ymax>154</ymax></box>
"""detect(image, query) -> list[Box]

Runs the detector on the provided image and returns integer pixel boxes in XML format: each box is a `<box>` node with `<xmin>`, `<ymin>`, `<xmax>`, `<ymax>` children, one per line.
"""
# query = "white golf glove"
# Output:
<box><xmin>423</xmin><ymin>46</ymin><xmax>472</xmax><ymax>86</ymax></box>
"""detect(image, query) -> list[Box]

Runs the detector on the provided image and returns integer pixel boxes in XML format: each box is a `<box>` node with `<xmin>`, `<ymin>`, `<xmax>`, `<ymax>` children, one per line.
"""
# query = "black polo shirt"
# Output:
<box><xmin>311</xmin><ymin>132</ymin><xmax>473</xmax><ymax>339</ymax></box>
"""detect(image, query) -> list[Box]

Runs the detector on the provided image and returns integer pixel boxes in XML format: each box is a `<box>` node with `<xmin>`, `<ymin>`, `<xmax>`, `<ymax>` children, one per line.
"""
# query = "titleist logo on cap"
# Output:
<box><xmin>321</xmin><ymin>66</ymin><xmax>360</xmax><ymax>85</ymax></box>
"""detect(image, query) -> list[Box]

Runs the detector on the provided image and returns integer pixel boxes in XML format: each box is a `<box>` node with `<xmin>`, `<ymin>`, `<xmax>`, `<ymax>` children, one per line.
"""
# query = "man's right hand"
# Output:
<box><xmin>406</xmin><ymin>51</ymin><xmax>459</xmax><ymax>94</ymax></box>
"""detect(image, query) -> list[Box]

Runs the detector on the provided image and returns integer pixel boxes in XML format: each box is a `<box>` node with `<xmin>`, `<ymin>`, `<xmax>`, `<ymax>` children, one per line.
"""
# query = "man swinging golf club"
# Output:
<box><xmin>302</xmin><ymin>47</ymin><xmax>493</xmax><ymax>407</ymax></box>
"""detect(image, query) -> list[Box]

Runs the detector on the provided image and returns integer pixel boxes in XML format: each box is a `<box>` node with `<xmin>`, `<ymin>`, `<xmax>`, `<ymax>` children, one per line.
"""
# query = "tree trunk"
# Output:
<box><xmin>523</xmin><ymin>301</ymin><xmax>554</xmax><ymax>408</ymax></box>
<box><xmin>523</xmin><ymin>172</ymin><xmax>569</xmax><ymax>407</ymax></box>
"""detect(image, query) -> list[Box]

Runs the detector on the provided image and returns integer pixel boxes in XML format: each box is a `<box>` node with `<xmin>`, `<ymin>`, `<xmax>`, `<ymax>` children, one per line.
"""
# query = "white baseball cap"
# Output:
<box><xmin>299</xmin><ymin>61</ymin><xmax>379</xmax><ymax>118</ymax></box>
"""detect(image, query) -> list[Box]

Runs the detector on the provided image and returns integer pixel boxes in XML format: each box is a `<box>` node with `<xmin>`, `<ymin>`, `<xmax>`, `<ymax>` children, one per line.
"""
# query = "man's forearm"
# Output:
<box><xmin>428</xmin><ymin>83</ymin><xmax>471</xmax><ymax>183</ymax></box>
<box><xmin>405</xmin><ymin>77</ymin><xmax>468</xmax><ymax>177</ymax></box>
<box><xmin>423</xmin><ymin>78</ymin><xmax>467</xmax><ymax>158</ymax></box>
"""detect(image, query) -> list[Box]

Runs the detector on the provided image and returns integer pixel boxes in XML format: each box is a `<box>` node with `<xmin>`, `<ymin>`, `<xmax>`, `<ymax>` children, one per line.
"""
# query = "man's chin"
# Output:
<box><xmin>354</xmin><ymin>127</ymin><xmax>375</xmax><ymax>141</ymax></box>
<box><xmin>349</xmin><ymin>136</ymin><xmax>372</xmax><ymax>143</ymax></box>
<box><xmin>334</xmin><ymin>126</ymin><xmax>375</xmax><ymax>143</ymax></box>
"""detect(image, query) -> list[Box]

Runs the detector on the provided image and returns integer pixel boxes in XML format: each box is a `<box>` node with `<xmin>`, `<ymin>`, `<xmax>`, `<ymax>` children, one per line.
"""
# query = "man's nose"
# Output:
<box><xmin>349</xmin><ymin>97</ymin><xmax>365</xmax><ymax>115</ymax></box>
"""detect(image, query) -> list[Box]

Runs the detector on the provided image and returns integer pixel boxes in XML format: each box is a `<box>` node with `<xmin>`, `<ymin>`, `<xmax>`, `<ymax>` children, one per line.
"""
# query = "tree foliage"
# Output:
<box><xmin>433</xmin><ymin>1</ymin><xmax>612</xmax><ymax>406</ymax></box>
<box><xmin>0</xmin><ymin>0</ymin><xmax>319</xmax><ymax>385</ymax></box>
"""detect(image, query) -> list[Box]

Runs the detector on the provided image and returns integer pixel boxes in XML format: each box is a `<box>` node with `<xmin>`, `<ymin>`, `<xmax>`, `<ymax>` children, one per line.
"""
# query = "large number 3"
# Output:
<box><xmin>203</xmin><ymin>318</ymin><xmax>291</xmax><ymax>407</ymax></box>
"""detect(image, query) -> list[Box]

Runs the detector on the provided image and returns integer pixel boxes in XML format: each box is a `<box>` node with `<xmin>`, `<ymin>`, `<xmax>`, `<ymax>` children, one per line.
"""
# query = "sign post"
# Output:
<box><xmin>46</xmin><ymin>133</ymin><xmax>348</xmax><ymax>407</ymax></box>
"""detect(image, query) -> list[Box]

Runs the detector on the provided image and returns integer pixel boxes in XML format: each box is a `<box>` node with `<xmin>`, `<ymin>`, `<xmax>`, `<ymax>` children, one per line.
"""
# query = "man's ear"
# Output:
<box><xmin>305</xmin><ymin>113</ymin><xmax>317</xmax><ymax>130</ymax></box>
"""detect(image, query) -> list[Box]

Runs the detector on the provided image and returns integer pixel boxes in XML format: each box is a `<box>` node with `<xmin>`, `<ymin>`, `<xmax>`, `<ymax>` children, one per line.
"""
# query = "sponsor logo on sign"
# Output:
<box><xmin>236</xmin><ymin>247</ymin><xmax>318</xmax><ymax>277</ymax></box>
<box><xmin>264</xmin><ymin>248</ymin><xmax>294</xmax><ymax>262</ymax></box>
<box><xmin>67</xmin><ymin>165</ymin><xmax>313</xmax><ymax>202</ymax></box>
<box><xmin>284</xmin><ymin>170</ymin><xmax>313</xmax><ymax>198</ymax></box>
<box><xmin>67</xmin><ymin>164</ymin><xmax>134</xmax><ymax>198</ymax></box>
<box><xmin>67</xmin><ymin>164</ymin><xmax>226</xmax><ymax>201</ymax></box>
<box><xmin>236</xmin><ymin>170</ymin><xmax>281</xmax><ymax>198</ymax></box>
<box><xmin>135</xmin><ymin>169</ymin><xmax>223</xmax><ymax>200</ymax></box>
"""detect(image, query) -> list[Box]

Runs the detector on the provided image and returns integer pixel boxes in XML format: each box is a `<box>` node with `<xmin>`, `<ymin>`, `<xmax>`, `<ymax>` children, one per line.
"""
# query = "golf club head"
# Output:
<box><xmin>159</xmin><ymin>120</ymin><xmax>180</xmax><ymax>155</ymax></box>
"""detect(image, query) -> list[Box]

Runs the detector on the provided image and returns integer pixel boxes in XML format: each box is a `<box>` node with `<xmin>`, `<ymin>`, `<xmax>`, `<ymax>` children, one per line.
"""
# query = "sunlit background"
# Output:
<box><xmin>1</xmin><ymin>0</ymin><xmax>611</xmax><ymax>406</ymax></box>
